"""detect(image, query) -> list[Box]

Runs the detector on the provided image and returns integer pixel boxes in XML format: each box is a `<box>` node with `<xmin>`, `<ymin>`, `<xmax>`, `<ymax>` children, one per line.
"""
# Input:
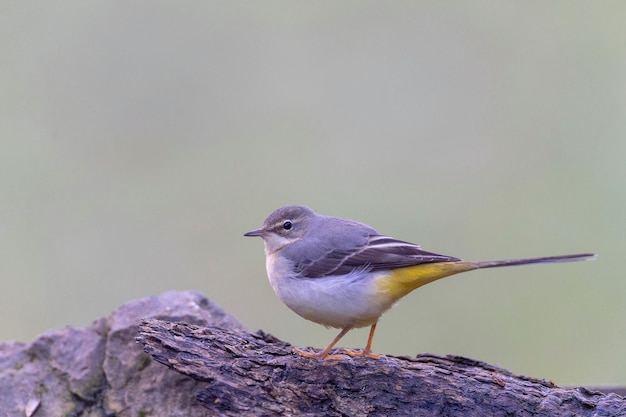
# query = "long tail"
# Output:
<box><xmin>472</xmin><ymin>253</ymin><xmax>597</xmax><ymax>269</ymax></box>
<box><xmin>379</xmin><ymin>253</ymin><xmax>596</xmax><ymax>299</ymax></box>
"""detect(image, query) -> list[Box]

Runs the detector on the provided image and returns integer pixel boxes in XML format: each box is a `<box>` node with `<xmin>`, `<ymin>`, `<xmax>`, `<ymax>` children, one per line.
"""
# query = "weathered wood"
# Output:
<box><xmin>0</xmin><ymin>291</ymin><xmax>243</xmax><ymax>417</ymax></box>
<box><xmin>137</xmin><ymin>319</ymin><xmax>626</xmax><ymax>417</ymax></box>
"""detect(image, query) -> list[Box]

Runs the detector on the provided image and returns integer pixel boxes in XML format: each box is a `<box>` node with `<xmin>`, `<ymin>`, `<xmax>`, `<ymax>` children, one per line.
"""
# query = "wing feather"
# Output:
<box><xmin>296</xmin><ymin>235</ymin><xmax>460</xmax><ymax>278</ymax></box>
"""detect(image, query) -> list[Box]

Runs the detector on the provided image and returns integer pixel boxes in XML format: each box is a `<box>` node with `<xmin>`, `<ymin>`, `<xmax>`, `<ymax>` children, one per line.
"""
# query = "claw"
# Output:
<box><xmin>291</xmin><ymin>323</ymin><xmax>382</xmax><ymax>360</ymax></box>
<box><xmin>339</xmin><ymin>348</ymin><xmax>382</xmax><ymax>359</ymax></box>
<box><xmin>292</xmin><ymin>347</ymin><xmax>346</xmax><ymax>360</ymax></box>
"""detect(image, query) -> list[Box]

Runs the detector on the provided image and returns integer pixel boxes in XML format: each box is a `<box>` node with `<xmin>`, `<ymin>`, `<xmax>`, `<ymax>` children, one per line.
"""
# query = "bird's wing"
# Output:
<box><xmin>296</xmin><ymin>235</ymin><xmax>460</xmax><ymax>278</ymax></box>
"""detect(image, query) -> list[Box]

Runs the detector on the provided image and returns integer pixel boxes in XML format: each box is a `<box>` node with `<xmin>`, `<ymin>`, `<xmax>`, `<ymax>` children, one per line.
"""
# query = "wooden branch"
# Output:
<box><xmin>137</xmin><ymin>319</ymin><xmax>626</xmax><ymax>417</ymax></box>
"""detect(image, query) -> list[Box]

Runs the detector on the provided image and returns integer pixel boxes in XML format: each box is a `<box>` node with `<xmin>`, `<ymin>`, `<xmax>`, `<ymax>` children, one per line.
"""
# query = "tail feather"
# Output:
<box><xmin>378</xmin><ymin>253</ymin><xmax>596</xmax><ymax>300</ymax></box>
<box><xmin>473</xmin><ymin>253</ymin><xmax>596</xmax><ymax>269</ymax></box>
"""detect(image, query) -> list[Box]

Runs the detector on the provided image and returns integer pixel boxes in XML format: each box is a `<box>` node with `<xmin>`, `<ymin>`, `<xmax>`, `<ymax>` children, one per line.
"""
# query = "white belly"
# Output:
<box><xmin>266</xmin><ymin>254</ymin><xmax>395</xmax><ymax>329</ymax></box>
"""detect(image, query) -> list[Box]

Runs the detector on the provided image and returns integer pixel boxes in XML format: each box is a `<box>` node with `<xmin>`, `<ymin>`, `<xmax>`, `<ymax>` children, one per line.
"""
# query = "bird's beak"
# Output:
<box><xmin>244</xmin><ymin>228</ymin><xmax>263</xmax><ymax>237</ymax></box>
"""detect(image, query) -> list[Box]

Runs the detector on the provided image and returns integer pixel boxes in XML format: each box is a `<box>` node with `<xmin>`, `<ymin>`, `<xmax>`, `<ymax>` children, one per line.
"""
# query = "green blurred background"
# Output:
<box><xmin>2</xmin><ymin>1</ymin><xmax>624</xmax><ymax>386</ymax></box>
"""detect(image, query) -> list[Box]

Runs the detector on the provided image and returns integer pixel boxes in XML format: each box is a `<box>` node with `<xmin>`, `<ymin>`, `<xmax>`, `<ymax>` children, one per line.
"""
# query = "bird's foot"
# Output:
<box><xmin>292</xmin><ymin>347</ymin><xmax>347</xmax><ymax>361</ymax></box>
<box><xmin>337</xmin><ymin>348</ymin><xmax>382</xmax><ymax>359</ymax></box>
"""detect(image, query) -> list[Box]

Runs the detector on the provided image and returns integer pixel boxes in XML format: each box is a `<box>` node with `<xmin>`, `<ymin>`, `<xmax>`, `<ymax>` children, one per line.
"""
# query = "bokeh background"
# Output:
<box><xmin>2</xmin><ymin>2</ymin><xmax>625</xmax><ymax>386</ymax></box>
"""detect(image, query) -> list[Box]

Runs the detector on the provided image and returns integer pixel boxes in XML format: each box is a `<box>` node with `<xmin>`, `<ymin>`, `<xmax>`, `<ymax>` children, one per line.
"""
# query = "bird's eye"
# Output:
<box><xmin>283</xmin><ymin>221</ymin><xmax>293</xmax><ymax>230</ymax></box>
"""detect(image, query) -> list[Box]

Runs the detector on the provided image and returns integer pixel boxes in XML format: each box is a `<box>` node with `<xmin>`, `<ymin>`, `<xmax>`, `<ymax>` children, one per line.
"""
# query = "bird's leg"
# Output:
<box><xmin>293</xmin><ymin>327</ymin><xmax>352</xmax><ymax>360</ymax></box>
<box><xmin>340</xmin><ymin>322</ymin><xmax>382</xmax><ymax>359</ymax></box>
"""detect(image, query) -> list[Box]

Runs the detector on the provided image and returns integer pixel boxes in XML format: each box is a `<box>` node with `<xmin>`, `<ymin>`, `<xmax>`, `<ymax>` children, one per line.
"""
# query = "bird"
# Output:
<box><xmin>244</xmin><ymin>205</ymin><xmax>595</xmax><ymax>360</ymax></box>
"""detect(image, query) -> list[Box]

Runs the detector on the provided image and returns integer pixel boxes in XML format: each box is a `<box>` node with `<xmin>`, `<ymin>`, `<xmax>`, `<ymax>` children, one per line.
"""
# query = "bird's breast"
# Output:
<box><xmin>265</xmin><ymin>256</ymin><xmax>398</xmax><ymax>329</ymax></box>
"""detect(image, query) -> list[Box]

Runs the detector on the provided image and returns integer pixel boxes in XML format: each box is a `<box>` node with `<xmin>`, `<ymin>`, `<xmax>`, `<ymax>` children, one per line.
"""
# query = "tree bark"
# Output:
<box><xmin>137</xmin><ymin>319</ymin><xmax>626</xmax><ymax>417</ymax></box>
<box><xmin>0</xmin><ymin>291</ymin><xmax>244</xmax><ymax>417</ymax></box>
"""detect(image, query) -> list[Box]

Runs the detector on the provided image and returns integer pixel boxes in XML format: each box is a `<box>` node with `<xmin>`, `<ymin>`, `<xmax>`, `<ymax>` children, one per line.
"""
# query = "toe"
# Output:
<box><xmin>339</xmin><ymin>349</ymin><xmax>382</xmax><ymax>359</ymax></box>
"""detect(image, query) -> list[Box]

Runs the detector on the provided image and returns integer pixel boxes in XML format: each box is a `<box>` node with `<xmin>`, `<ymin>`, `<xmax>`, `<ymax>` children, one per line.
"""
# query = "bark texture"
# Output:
<box><xmin>138</xmin><ymin>319</ymin><xmax>626</xmax><ymax>417</ymax></box>
<box><xmin>0</xmin><ymin>291</ymin><xmax>244</xmax><ymax>417</ymax></box>
<box><xmin>1</xmin><ymin>290</ymin><xmax>623</xmax><ymax>417</ymax></box>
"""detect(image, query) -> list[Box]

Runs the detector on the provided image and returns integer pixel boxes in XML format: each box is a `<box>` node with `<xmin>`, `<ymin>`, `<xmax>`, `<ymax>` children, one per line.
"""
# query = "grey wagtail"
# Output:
<box><xmin>244</xmin><ymin>205</ymin><xmax>595</xmax><ymax>360</ymax></box>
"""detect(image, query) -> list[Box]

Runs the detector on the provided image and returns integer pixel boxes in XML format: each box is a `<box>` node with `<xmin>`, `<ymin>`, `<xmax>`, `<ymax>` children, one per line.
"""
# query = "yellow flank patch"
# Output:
<box><xmin>376</xmin><ymin>262</ymin><xmax>479</xmax><ymax>300</ymax></box>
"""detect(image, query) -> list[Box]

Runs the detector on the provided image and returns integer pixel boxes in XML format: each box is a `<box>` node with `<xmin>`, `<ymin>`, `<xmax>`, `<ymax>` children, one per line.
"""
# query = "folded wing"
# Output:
<box><xmin>296</xmin><ymin>235</ymin><xmax>460</xmax><ymax>278</ymax></box>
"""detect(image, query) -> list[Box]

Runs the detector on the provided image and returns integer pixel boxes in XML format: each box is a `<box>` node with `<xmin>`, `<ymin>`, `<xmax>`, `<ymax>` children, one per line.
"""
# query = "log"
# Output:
<box><xmin>137</xmin><ymin>319</ymin><xmax>626</xmax><ymax>417</ymax></box>
<box><xmin>0</xmin><ymin>291</ymin><xmax>244</xmax><ymax>417</ymax></box>
<box><xmin>0</xmin><ymin>291</ymin><xmax>623</xmax><ymax>416</ymax></box>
